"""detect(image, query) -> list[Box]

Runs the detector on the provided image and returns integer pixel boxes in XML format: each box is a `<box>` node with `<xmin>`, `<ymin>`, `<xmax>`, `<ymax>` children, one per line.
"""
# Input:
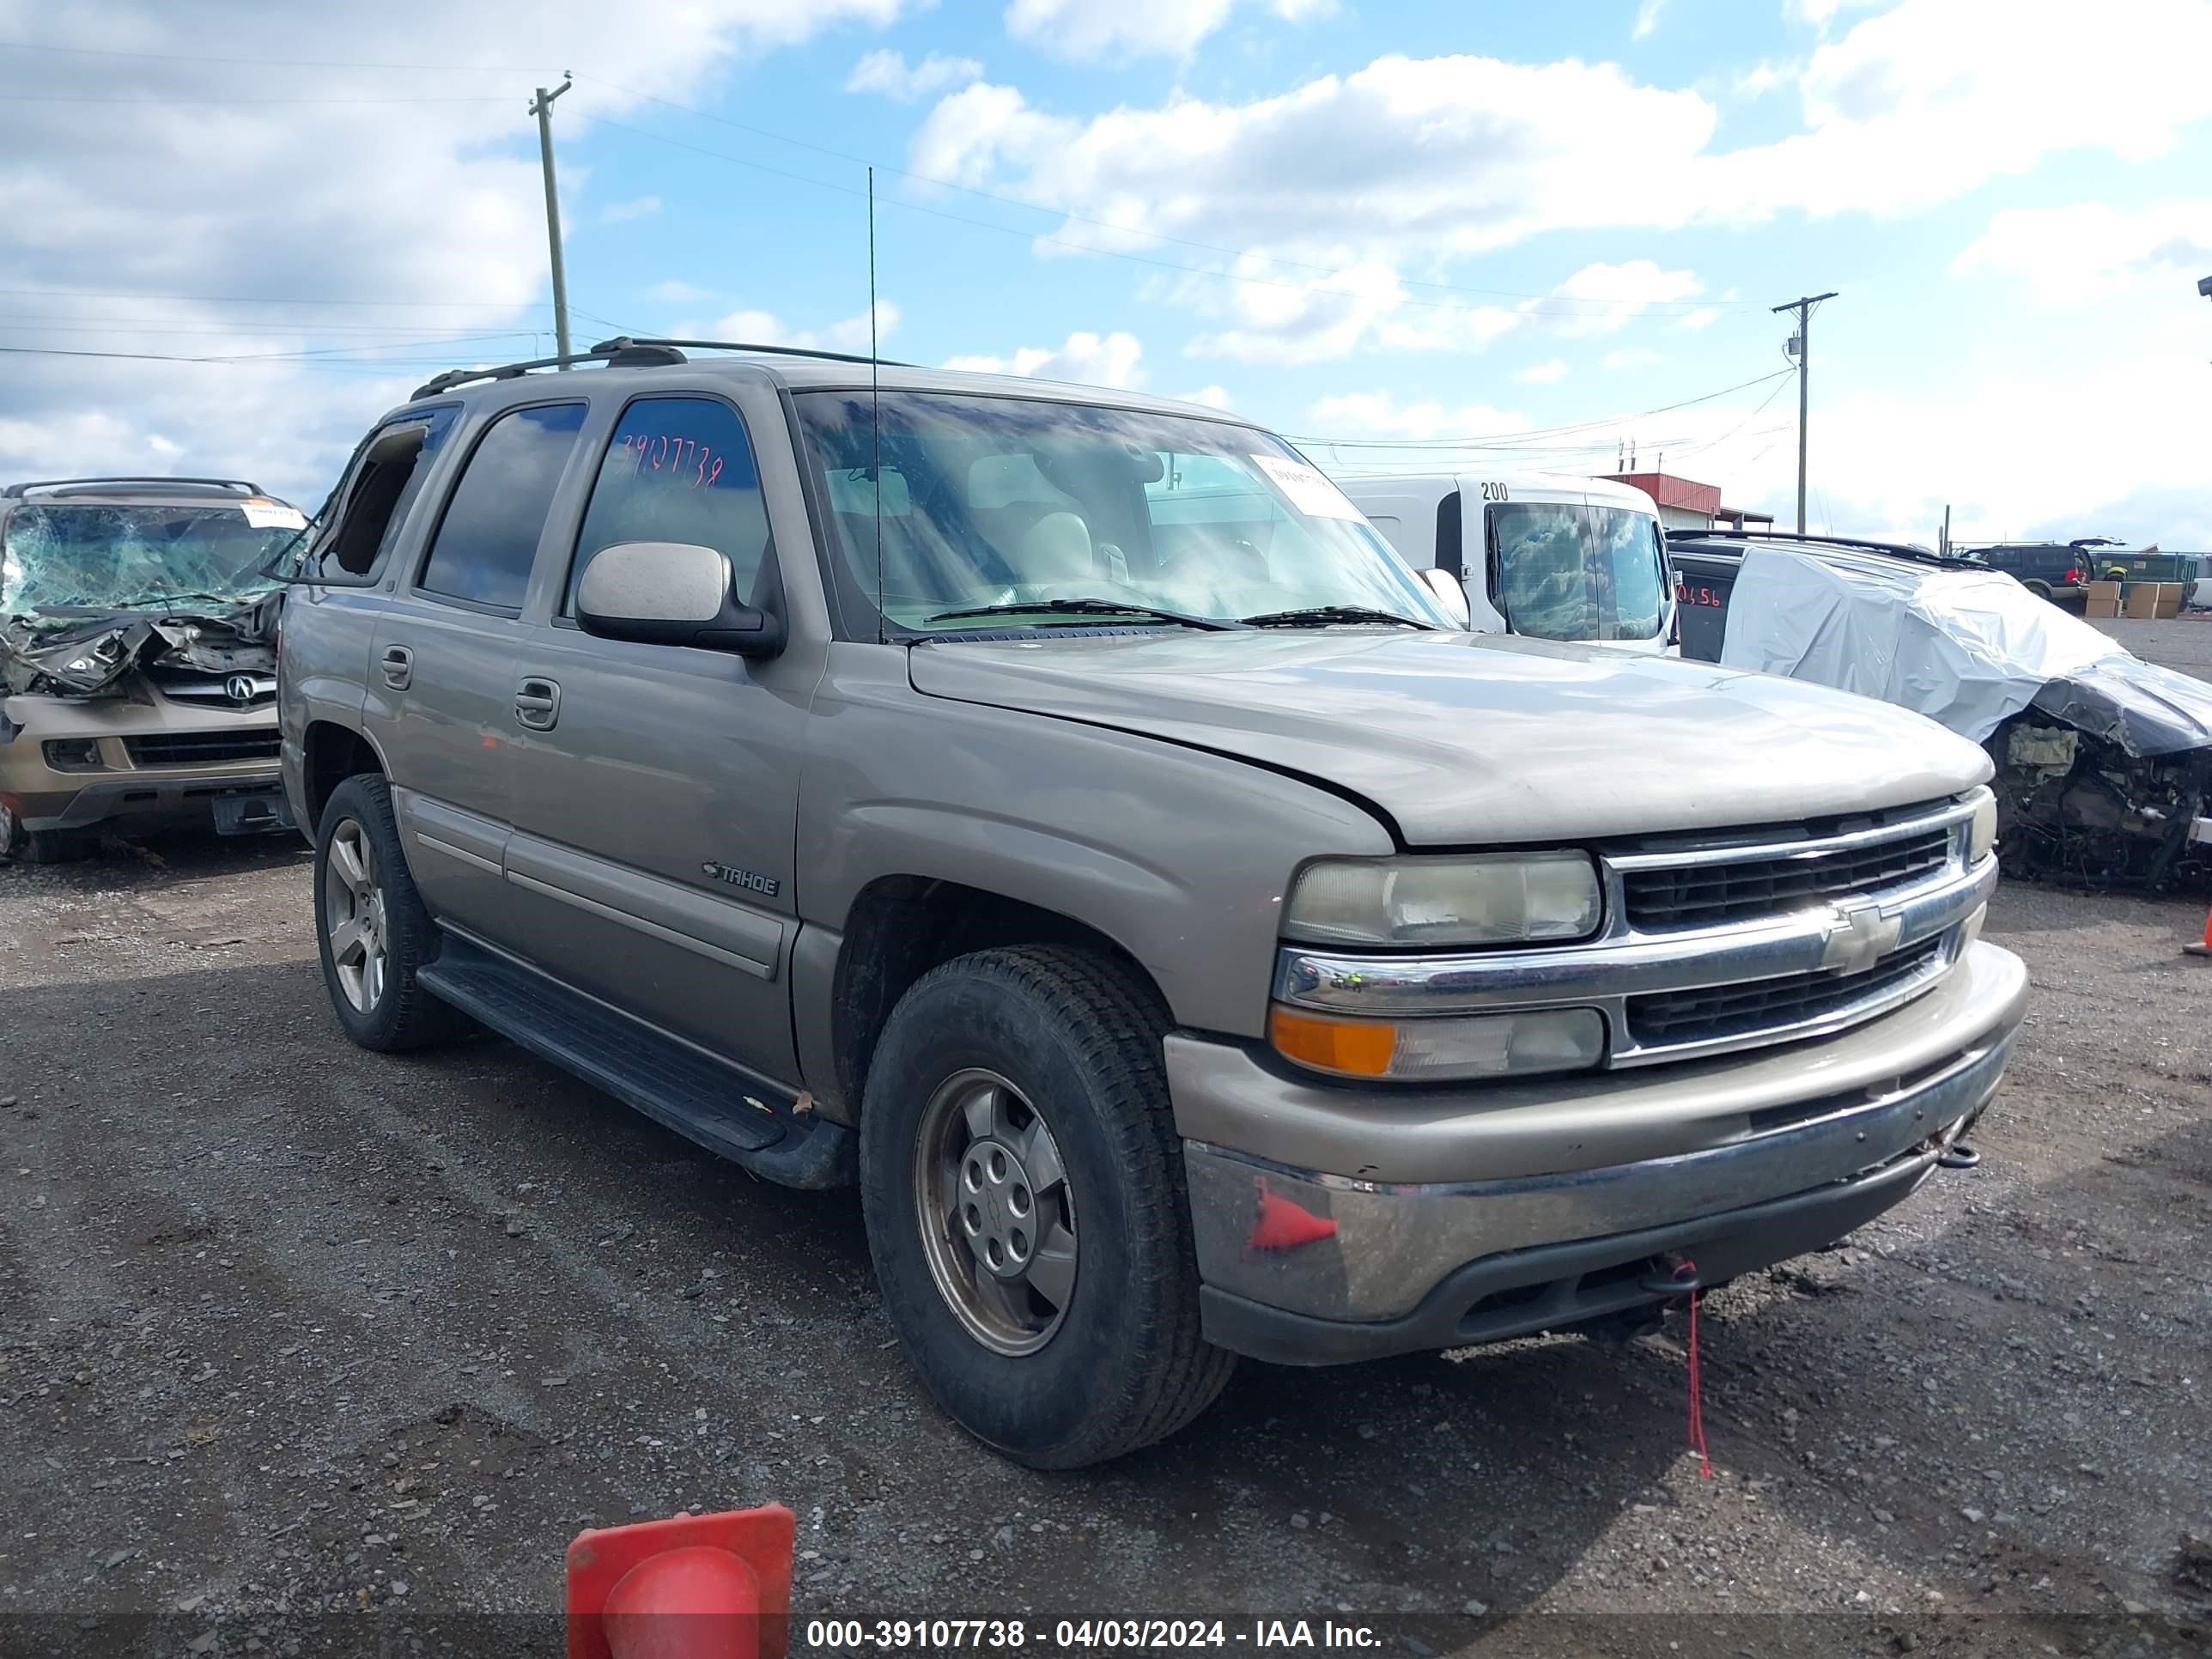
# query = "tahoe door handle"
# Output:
<box><xmin>514</xmin><ymin>676</ymin><xmax>561</xmax><ymax>731</ymax></box>
<box><xmin>379</xmin><ymin>644</ymin><xmax>412</xmax><ymax>690</ymax></box>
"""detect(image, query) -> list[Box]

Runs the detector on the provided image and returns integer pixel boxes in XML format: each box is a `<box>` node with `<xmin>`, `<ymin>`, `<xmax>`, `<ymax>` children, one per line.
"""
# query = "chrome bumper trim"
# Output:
<box><xmin>1184</xmin><ymin>1022</ymin><xmax>2015</xmax><ymax>1323</ymax></box>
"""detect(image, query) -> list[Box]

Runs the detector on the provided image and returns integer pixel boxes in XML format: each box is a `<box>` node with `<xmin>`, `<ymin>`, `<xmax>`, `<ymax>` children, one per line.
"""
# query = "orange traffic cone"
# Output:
<box><xmin>2186</xmin><ymin>908</ymin><xmax>2212</xmax><ymax>958</ymax></box>
<box><xmin>568</xmin><ymin>1504</ymin><xmax>795</xmax><ymax>1659</ymax></box>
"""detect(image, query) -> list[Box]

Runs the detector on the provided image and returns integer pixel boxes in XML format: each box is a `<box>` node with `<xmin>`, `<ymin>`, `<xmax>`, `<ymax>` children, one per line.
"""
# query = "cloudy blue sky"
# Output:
<box><xmin>2</xmin><ymin>0</ymin><xmax>2207</xmax><ymax>546</ymax></box>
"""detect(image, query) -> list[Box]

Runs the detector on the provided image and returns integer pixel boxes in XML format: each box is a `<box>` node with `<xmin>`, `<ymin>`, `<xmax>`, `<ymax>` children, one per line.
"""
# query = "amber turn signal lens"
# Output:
<box><xmin>1268</xmin><ymin>1006</ymin><xmax>1398</xmax><ymax>1078</ymax></box>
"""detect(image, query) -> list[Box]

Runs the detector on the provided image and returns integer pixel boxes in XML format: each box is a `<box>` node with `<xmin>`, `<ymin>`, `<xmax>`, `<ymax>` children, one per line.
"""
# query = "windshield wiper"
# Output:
<box><xmin>924</xmin><ymin>598</ymin><xmax>1244</xmax><ymax>631</ymax></box>
<box><xmin>1238</xmin><ymin>605</ymin><xmax>1435</xmax><ymax>629</ymax></box>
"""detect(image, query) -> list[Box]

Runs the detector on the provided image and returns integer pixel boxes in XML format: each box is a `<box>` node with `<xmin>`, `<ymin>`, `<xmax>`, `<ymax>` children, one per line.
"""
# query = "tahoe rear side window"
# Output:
<box><xmin>417</xmin><ymin>402</ymin><xmax>587</xmax><ymax>611</ymax></box>
<box><xmin>563</xmin><ymin>397</ymin><xmax>772</xmax><ymax>613</ymax></box>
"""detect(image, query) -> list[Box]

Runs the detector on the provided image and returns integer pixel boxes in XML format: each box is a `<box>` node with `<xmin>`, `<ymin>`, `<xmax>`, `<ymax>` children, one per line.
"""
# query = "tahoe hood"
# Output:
<box><xmin>908</xmin><ymin>629</ymin><xmax>1993</xmax><ymax>846</ymax></box>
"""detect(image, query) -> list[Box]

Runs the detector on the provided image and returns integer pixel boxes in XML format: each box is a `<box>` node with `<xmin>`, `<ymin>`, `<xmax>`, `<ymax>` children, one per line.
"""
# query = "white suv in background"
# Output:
<box><xmin>1340</xmin><ymin>471</ymin><xmax>1676</xmax><ymax>654</ymax></box>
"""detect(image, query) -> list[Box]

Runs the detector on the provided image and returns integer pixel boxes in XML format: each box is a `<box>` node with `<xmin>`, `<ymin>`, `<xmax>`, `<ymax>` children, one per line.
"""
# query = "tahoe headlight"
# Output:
<box><xmin>1966</xmin><ymin>786</ymin><xmax>1998</xmax><ymax>863</ymax></box>
<box><xmin>1282</xmin><ymin>852</ymin><xmax>1603</xmax><ymax>948</ymax></box>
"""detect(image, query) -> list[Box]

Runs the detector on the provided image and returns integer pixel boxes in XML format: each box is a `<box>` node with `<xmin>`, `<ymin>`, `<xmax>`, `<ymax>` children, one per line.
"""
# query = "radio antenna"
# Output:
<box><xmin>868</xmin><ymin>166</ymin><xmax>884</xmax><ymax>645</ymax></box>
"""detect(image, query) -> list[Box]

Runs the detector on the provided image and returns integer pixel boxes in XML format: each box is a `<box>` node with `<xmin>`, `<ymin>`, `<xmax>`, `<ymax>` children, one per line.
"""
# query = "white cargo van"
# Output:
<box><xmin>1340</xmin><ymin>471</ymin><xmax>1675</xmax><ymax>653</ymax></box>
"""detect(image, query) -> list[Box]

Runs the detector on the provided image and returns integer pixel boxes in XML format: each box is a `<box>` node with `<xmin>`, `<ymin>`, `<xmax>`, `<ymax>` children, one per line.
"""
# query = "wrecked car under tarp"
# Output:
<box><xmin>1720</xmin><ymin>546</ymin><xmax>2212</xmax><ymax>888</ymax></box>
<box><xmin>0</xmin><ymin>500</ymin><xmax>292</xmax><ymax>698</ymax></box>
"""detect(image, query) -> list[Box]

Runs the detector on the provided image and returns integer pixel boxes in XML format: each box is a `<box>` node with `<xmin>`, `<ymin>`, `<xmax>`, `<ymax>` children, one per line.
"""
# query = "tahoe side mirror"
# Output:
<box><xmin>1419</xmin><ymin>566</ymin><xmax>1472</xmax><ymax>629</ymax></box>
<box><xmin>575</xmin><ymin>541</ymin><xmax>784</xmax><ymax>658</ymax></box>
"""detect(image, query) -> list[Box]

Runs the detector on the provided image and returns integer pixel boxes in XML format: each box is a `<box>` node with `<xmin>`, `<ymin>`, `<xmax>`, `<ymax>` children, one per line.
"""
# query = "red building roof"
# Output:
<box><xmin>1600</xmin><ymin>471</ymin><xmax>1723</xmax><ymax>517</ymax></box>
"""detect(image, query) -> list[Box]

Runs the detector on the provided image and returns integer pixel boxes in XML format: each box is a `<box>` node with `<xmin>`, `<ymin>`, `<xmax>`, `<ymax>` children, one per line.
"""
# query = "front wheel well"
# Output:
<box><xmin>301</xmin><ymin>720</ymin><xmax>384</xmax><ymax>834</ymax></box>
<box><xmin>830</xmin><ymin>878</ymin><xmax>1167</xmax><ymax>1114</ymax></box>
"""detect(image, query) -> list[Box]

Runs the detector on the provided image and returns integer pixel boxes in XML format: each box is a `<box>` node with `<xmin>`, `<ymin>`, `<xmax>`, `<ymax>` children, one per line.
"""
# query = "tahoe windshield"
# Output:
<box><xmin>795</xmin><ymin>392</ymin><xmax>1452</xmax><ymax>634</ymax></box>
<box><xmin>1</xmin><ymin>504</ymin><xmax>294</xmax><ymax>615</ymax></box>
<box><xmin>1489</xmin><ymin>501</ymin><xmax>1668</xmax><ymax>642</ymax></box>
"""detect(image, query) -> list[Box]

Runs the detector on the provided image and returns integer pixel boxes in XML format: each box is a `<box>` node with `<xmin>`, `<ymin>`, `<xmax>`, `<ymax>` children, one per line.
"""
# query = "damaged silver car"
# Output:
<box><xmin>0</xmin><ymin>477</ymin><xmax>305</xmax><ymax>862</ymax></box>
<box><xmin>1671</xmin><ymin>530</ymin><xmax>2212</xmax><ymax>889</ymax></box>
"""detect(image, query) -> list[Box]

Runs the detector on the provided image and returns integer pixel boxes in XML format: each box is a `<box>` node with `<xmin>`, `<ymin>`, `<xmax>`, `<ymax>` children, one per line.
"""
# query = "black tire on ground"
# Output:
<box><xmin>313</xmin><ymin>772</ymin><xmax>473</xmax><ymax>1053</ymax></box>
<box><xmin>20</xmin><ymin>827</ymin><xmax>100</xmax><ymax>864</ymax></box>
<box><xmin>859</xmin><ymin>945</ymin><xmax>1236</xmax><ymax>1468</ymax></box>
<box><xmin>2023</xmin><ymin>579</ymin><xmax>2054</xmax><ymax>601</ymax></box>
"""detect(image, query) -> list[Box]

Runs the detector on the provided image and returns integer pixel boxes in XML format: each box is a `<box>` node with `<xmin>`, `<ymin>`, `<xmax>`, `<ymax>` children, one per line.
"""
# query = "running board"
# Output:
<box><xmin>418</xmin><ymin>936</ymin><xmax>854</xmax><ymax>1189</ymax></box>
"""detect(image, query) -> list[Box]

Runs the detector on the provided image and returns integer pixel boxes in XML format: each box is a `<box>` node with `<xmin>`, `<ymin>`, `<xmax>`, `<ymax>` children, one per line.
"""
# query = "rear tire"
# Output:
<box><xmin>2023</xmin><ymin>578</ymin><xmax>2054</xmax><ymax>601</ymax></box>
<box><xmin>860</xmin><ymin>945</ymin><xmax>1235</xmax><ymax>1468</ymax></box>
<box><xmin>313</xmin><ymin>773</ymin><xmax>472</xmax><ymax>1052</ymax></box>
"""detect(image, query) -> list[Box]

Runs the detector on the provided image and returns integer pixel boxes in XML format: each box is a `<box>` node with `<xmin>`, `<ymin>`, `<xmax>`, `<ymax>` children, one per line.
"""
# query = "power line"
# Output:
<box><xmin>597</xmin><ymin>116</ymin><xmax>1711</xmax><ymax>323</ymax></box>
<box><xmin>3</xmin><ymin>92</ymin><xmax>511</xmax><ymax>104</ymax></box>
<box><xmin>568</xmin><ymin>305</ymin><xmax>651</xmax><ymax>339</ymax></box>
<box><xmin>0</xmin><ymin>345</ymin><xmax>435</xmax><ymax>373</ymax></box>
<box><xmin>0</xmin><ymin>38</ymin><xmax>550</xmax><ymax>71</ymax></box>
<box><xmin>0</xmin><ymin>36</ymin><xmax>1743</xmax><ymax>321</ymax></box>
<box><xmin>1684</xmin><ymin>372</ymin><xmax>1793</xmax><ymax>453</ymax></box>
<box><xmin>0</xmin><ymin>285</ymin><xmax>550</xmax><ymax>310</ymax></box>
<box><xmin>1285</xmin><ymin>368</ymin><xmax>1795</xmax><ymax>450</ymax></box>
<box><xmin>586</xmin><ymin>76</ymin><xmax>1748</xmax><ymax>316</ymax></box>
<box><xmin>0</xmin><ymin>313</ymin><xmax>544</xmax><ymax>337</ymax></box>
<box><xmin>0</xmin><ymin>329</ymin><xmax>546</xmax><ymax>366</ymax></box>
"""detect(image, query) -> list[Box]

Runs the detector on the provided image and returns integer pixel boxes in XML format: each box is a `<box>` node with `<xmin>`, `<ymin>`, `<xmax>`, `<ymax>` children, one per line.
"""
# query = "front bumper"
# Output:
<box><xmin>0</xmin><ymin>694</ymin><xmax>283</xmax><ymax>833</ymax></box>
<box><xmin>1176</xmin><ymin>939</ymin><xmax>2027</xmax><ymax>1364</ymax></box>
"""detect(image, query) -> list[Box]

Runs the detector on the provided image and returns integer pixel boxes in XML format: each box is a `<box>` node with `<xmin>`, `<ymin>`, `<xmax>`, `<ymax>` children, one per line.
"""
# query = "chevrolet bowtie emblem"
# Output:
<box><xmin>1820</xmin><ymin>900</ymin><xmax>1902</xmax><ymax>975</ymax></box>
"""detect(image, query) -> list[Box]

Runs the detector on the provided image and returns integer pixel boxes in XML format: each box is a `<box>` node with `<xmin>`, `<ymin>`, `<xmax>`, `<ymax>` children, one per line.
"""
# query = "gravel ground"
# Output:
<box><xmin>2089</xmin><ymin>615</ymin><xmax>2212</xmax><ymax>679</ymax></box>
<box><xmin>3</xmin><ymin>833</ymin><xmax>2209</xmax><ymax>1657</ymax></box>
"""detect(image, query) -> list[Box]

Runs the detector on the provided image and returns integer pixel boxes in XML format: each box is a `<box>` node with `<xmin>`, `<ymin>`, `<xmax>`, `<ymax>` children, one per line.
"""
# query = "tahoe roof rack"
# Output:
<box><xmin>607</xmin><ymin>337</ymin><xmax>911</xmax><ymax>368</ymax></box>
<box><xmin>409</xmin><ymin>335</ymin><xmax>911</xmax><ymax>401</ymax></box>
<box><xmin>3</xmin><ymin>476</ymin><xmax>267</xmax><ymax>500</ymax></box>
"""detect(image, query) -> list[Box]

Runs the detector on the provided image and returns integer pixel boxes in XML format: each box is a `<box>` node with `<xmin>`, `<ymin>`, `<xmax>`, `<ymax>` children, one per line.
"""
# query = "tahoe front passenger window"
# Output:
<box><xmin>566</xmin><ymin>396</ymin><xmax>771</xmax><ymax>613</ymax></box>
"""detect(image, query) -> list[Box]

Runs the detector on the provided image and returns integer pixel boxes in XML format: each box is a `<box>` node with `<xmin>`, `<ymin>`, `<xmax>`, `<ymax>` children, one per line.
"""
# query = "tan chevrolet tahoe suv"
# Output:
<box><xmin>1</xmin><ymin>476</ymin><xmax>303</xmax><ymax>862</ymax></box>
<box><xmin>276</xmin><ymin>338</ymin><xmax>2027</xmax><ymax>1468</ymax></box>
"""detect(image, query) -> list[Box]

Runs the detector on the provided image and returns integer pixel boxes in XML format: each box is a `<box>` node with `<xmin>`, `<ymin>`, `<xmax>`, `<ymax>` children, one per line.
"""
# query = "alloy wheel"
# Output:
<box><xmin>912</xmin><ymin>1068</ymin><xmax>1078</xmax><ymax>1357</ymax></box>
<box><xmin>323</xmin><ymin>817</ymin><xmax>388</xmax><ymax>1013</ymax></box>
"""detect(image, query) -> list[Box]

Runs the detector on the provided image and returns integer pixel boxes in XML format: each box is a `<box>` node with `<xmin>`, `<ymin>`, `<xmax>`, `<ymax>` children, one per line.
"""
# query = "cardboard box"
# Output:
<box><xmin>2087</xmin><ymin>599</ymin><xmax>2121</xmax><ymax>617</ymax></box>
<box><xmin>2123</xmin><ymin>583</ymin><xmax>2160</xmax><ymax>618</ymax></box>
<box><xmin>2154</xmin><ymin>582</ymin><xmax>2183</xmax><ymax>619</ymax></box>
<box><xmin>2087</xmin><ymin>580</ymin><xmax>2123</xmax><ymax>604</ymax></box>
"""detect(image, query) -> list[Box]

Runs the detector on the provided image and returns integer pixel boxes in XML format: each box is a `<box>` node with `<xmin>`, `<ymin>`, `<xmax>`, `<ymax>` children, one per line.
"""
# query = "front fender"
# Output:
<box><xmin>795</xmin><ymin>646</ymin><xmax>1396</xmax><ymax>1041</ymax></box>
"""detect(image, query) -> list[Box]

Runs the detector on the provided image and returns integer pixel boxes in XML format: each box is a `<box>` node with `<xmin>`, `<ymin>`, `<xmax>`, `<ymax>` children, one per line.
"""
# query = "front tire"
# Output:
<box><xmin>860</xmin><ymin>945</ymin><xmax>1234</xmax><ymax>1468</ymax></box>
<box><xmin>313</xmin><ymin>773</ymin><xmax>471</xmax><ymax>1052</ymax></box>
<box><xmin>16</xmin><ymin>827</ymin><xmax>99</xmax><ymax>862</ymax></box>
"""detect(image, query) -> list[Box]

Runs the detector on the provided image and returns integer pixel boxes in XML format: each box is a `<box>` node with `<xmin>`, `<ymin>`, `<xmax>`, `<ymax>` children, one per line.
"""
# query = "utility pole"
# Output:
<box><xmin>529</xmin><ymin>73</ymin><xmax>574</xmax><ymax>366</ymax></box>
<box><xmin>1771</xmin><ymin>290</ymin><xmax>1838</xmax><ymax>534</ymax></box>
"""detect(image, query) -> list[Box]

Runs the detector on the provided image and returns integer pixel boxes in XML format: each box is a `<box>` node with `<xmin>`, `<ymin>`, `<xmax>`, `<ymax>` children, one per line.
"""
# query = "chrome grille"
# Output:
<box><xmin>1623</xmin><ymin>824</ymin><xmax>1953</xmax><ymax>931</ymax></box>
<box><xmin>1275</xmin><ymin>793</ymin><xmax>1990</xmax><ymax>1070</ymax></box>
<box><xmin>1626</xmin><ymin>936</ymin><xmax>1947</xmax><ymax>1048</ymax></box>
